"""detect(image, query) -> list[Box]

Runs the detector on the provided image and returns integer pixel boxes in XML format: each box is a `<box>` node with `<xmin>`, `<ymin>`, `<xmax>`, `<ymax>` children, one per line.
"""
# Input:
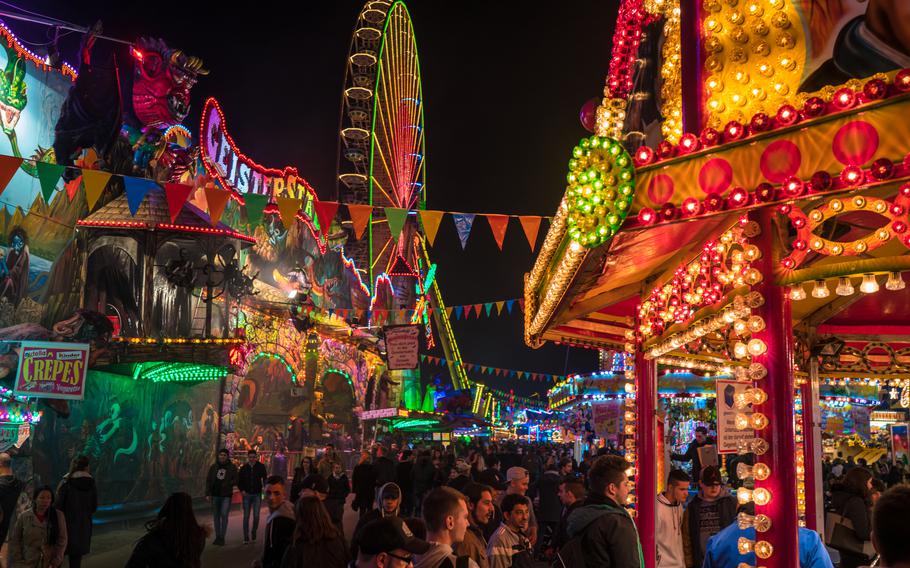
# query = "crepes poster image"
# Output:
<box><xmin>14</xmin><ymin>341</ymin><xmax>89</xmax><ymax>400</ymax></box>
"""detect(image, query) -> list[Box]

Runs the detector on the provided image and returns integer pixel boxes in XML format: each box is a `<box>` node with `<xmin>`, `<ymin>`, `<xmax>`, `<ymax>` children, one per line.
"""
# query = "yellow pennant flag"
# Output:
<box><xmin>496</xmin><ymin>301</ymin><xmax>505</xmax><ymax>315</ymax></box>
<box><xmin>276</xmin><ymin>196</ymin><xmax>302</xmax><ymax>229</ymax></box>
<box><xmin>82</xmin><ymin>170</ymin><xmax>113</xmax><ymax>212</ymax></box>
<box><xmin>419</xmin><ymin>210</ymin><xmax>445</xmax><ymax>246</ymax></box>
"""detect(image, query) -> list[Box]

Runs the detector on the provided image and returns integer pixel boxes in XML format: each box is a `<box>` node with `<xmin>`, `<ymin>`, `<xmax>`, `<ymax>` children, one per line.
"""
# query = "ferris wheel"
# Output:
<box><xmin>337</xmin><ymin>0</ymin><xmax>426</xmax><ymax>290</ymax></box>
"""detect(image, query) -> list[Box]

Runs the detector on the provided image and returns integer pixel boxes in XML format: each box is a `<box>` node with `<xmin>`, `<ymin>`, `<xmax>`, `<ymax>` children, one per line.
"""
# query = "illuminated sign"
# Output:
<box><xmin>358</xmin><ymin>407</ymin><xmax>405</xmax><ymax>420</ymax></box>
<box><xmin>14</xmin><ymin>342</ymin><xmax>89</xmax><ymax>400</ymax></box>
<box><xmin>200</xmin><ymin>97</ymin><xmax>319</xmax><ymax>227</ymax></box>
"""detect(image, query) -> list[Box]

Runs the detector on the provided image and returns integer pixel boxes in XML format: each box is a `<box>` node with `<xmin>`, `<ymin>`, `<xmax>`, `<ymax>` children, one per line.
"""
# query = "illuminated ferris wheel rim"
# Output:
<box><xmin>338</xmin><ymin>0</ymin><xmax>426</xmax><ymax>284</ymax></box>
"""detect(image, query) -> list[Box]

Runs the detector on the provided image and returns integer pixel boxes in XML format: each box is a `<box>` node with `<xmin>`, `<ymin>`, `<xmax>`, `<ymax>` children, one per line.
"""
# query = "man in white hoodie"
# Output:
<box><xmin>415</xmin><ymin>486</ymin><xmax>479</xmax><ymax>568</ymax></box>
<box><xmin>656</xmin><ymin>469</ymin><xmax>690</xmax><ymax>568</ymax></box>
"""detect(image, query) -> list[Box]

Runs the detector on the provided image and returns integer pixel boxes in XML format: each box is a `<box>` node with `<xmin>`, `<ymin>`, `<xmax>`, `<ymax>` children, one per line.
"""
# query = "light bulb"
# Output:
<box><xmin>811</xmin><ymin>280</ymin><xmax>830</xmax><ymax>298</ymax></box>
<box><xmin>755</xmin><ymin>541</ymin><xmax>773</xmax><ymax>559</ymax></box>
<box><xmin>734</xmin><ymin>342</ymin><xmax>749</xmax><ymax>359</ymax></box>
<box><xmin>738</xmin><ymin>512</ymin><xmax>772</xmax><ymax>532</ymax></box>
<box><xmin>836</xmin><ymin>276</ymin><xmax>855</xmax><ymax>296</ymax></box>
<box><xmin>886</xmin><ymin>272</ymin><xmax>906</xmax><ymax>291</ymax></box>
<box><xmin>738</xmin><ymin>438</ymin><xmax>770</xmax><ymax>455</ymax></box>
<box><xmin>753</xmin><ymin>487</ymin><xmax>772</xmax><ymax>506</ymax></box>
<box><xmin>735</xmin><ymin>413</ymin><xmax>753</xmax><ymax>430</ymax></box>
<box><xmin>860</xmin><ymin>274</ymin><xmax>880</xmax><ymax>293</ymax></box>
<box><xmin>735</xmin><ymin>387</ymin><xmax>768</xmax><ymax>409</ymax></box>
<box><xmin>734</xmin><ymin>320</ymin><xmax>748</xmax><ymax>336</ymax></box>
<box><xmin>748</xmin><ymin>339</ymin><xmax>767</xmax><ymax>356</ymax></box>
<box><xmin>737</xmin><ymin>536</ymin><xmax>755</xmax><ymax>554</ymax></box>
<box><xmin>789</xmin><ymin>284</ymin><xmax>806</xmax><ymax>300</ymax></box>
<box><xmin>737</xmin><ymin>462</ymin><xmax>771</xmax><ymax>481</ymax></box>
<box><xmin>747</xmin><ymin>316</ymin><xmax>765</xmax><ymax>333</ymax></box>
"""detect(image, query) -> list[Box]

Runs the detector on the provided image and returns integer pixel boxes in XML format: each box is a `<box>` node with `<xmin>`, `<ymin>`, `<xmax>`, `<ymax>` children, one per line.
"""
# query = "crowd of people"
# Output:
<box><xmin>0</xmin><ymin>438</ymin><xmax>906</xmax><ymax>568</ymax></box>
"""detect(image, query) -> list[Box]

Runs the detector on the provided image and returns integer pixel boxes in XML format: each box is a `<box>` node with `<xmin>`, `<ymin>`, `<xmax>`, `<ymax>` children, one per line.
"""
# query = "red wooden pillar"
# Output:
<box><xmin>750</xmin><ymin>208</ymin><xmax>800</xmax><ymax>566</ymax></box>
<box><xmin>634</xmin><ymin>351</ymin><xmax>657</xmax><ymax>568</ymax></box>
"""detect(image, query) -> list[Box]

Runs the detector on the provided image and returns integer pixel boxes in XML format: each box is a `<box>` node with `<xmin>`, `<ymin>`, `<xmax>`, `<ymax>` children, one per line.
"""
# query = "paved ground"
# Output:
<box><xmin>81</xmin><ymin>495</ymin><xmax>359</xmax><ymax>568</ymax></box>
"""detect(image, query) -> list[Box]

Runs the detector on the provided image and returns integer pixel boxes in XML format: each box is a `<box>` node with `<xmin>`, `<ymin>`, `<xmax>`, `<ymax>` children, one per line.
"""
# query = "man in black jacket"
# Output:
<box><xmin>564</xmin><ymin>455</ymin><xmax>641</xmax><ymax>568</ymax></box>
<box><xmin>239</xmin><ymin>448</ymin><xmax>268</xmax><ymax>544</ymax></box>
<box><xmin>253</xmin><ymin>475</ymin><xmax>295</xmax><ymax>568</ymax></box>
<box><xmin>206</xmin><ymin>448</ymin><xmax>238</xmax><ymax>546</ymax></box>
<box><xmin>670</xmin><ymin>426</ymin><xmax>715</xmax><ymax>484</ymax></box>
<box><xmin>0</xmin><ymin>452</ymin><xmax>22</xmax><ymax>545</ymax></box>
<box><xmin>352</xmin><ymin>450</ymin><xmax>377</xmax><ymax>517</ymax></box>
<box><xmin>553</xmin><ymin>477</ymin><xmax>584</xmax><ymax>553</ymax></box>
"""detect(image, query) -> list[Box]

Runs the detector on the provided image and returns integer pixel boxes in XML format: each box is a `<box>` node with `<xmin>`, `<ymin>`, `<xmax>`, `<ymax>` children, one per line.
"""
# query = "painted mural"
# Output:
<box><xmin>798</xmin><ymin>0</ymin><xmax>910</xmax><ymax>92</ymax></box>
<box><xmin>30</xmin><ymin>370</ymin><xmax>220</xmax><ymax>505</ymax></box>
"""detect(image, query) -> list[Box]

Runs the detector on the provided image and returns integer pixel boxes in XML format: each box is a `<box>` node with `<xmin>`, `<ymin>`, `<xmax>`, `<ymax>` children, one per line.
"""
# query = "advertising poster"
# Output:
<box><xmin>892</xmin><ymin>423</ymin><xmax>909</xmax><ymax>466</ymax></box>
<box><xmin>592</xmin><ymin>402</ymin><xmax>620</xmax><ymax>440</ymax></box>
<box><xmin>384</xmin><ymin>325</ymin><xmax>420</xmax><ymax>370</ymax></box>
<box><xmin>716</xmin><ymin>379</ymin><xmax>752</xmax><ymax>454</ymax></box>
<box><xmin>13</xmin><ymin>341</ymin><xmax>89</xmax><ymax>400</ymax></box>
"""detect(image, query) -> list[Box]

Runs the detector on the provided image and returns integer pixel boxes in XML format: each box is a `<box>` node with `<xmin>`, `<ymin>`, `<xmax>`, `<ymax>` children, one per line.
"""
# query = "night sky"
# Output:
<box><xmin>18</xmin><ymin>1</ymin><xmax>619</xmax><ymax>397</ymax></box>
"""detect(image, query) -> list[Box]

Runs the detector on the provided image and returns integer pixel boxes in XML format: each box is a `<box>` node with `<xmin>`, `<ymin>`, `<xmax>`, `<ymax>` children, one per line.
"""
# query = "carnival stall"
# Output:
<box><xmin>525</xmin><ymin>0</ymin><xmax>910</xmax><ymax>566</ymax></box>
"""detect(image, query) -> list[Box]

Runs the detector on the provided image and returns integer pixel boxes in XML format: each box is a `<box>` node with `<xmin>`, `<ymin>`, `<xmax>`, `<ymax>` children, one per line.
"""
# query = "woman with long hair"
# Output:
<box><xmin>829</xmin><ymin>466</ymin><xmax>873</xmax><ymax>568</ymax></box>
<box><xmin>290</xmin><ymin>457</ymin><xmax>315</xmax><ymax>503</ymax></box>
<box><xmin>9</xmin><ymin>486</ymin><xmax>67</xmax><ymax>568</ymax></box>
<box><xmin>125</xmin><ymin>492</ymin><xmax>208</xmax><ymax>568</ymax></box>
<box><xmin>56</xmin><ymin>455</ymin><xmax>97</xmax><ymax>568</ymax></box>
<box><xmin>279</xmin><ymin>496</ymin><xmax>348</xmax><ymax>568</ymax></box>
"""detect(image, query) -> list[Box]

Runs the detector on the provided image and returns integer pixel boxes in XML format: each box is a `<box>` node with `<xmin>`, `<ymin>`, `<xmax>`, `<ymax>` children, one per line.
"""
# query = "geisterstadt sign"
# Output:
<box><xmin>200</xmin><ymin>98</ymin><xmax>318</xmax><ymax>222</ymax></box>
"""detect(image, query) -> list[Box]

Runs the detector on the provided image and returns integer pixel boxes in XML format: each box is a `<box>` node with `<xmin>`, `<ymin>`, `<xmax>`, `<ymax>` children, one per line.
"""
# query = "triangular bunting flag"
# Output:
<box><xmin>506</xmin><ymin>300</ymin><xmax>515</xmax><ymax>314</ymax></box>
<box><xmin>486</xmin><ymin>214</ymin><xmax>510</xmax><ymax>250</ymax></box>
<box><xmin>474</xmin><ymin>304</ymin><xmax>483</xmax><ymax>317</ymax></box>
<box><xmin>205</xmin><ymin>185</ymin><xmax>231</xmax><ymax>226</ymax></box>
<box><xmin>124</xmin><ymin>176</ymin><xmax>159</xmax><ymax>216</ymax></box>
<box><xmin>519</xmin><ymin>216</ymin><xmax>542</xmax><ymax>251</ymax></box>
<box><xmin>385</xmin><ymin>207</ymin><xmax>408</xmax><ymax>240</ymax></box>
<box><xmin>484</xmin><ymin>303</ymin><xmax>493</xmax><ymax>317</ymax></box>
<box><xmin>418</xmin><ymin>210</ymin><xmax>445</xmax><ymax>246</ymax></box>
<box><xmin>454</xmin><ymin>306</ymin><xmax>463</xmax><ymax>319</ymax></box>
<box><xmin>64</xmin><ymin>176</ymin><xmax>82</xmax><ymax>202</ymax></box>
<box><xmin>276</xmin><ymin>196</ymin><xmax>302</xmax><ymax>229</ymax></box>
<box><xmin>420</xmin><ymin>354</ymin><xmax>427</xmax><ymax>362</ymax></box>
<box><xmin>496</xmin><ymin>301</ymin><xmax>505</xmax><ymax>315</ymax></box>
<box><xmin>462</xmin><ymin>305</ymin><xmax>471</xmax><ymax>320</ymax></box>
<box><xmin>244</xmin><ymin>194</ymin><xmax>269</xmax><ymax>227</ymax></box>
<box><xmin>35</xmin><ymin>161</ymin><xmax>65</xmax><ymax>203</ymax></box>
<box><xmin>446</xmin><ymin>307</ymin><xmax>453</xmax><ymax>318</ymax></box>
<box><xmin>314</xmin><ymin>201</ymin><xmax>340</xmax><ymax>235</ymax></box>
<box><xmin>164</xmin><ymin>183</ymin><xmax>194</xmax><ymax>222</ymax></box>
<box><xmin>347</xmin><ymin>204</ymin><xmax>373</xmax><ymax>240</ymax></box>
<box><xmin>440</xmin><ymin>358</ymin><xmax>446</xmax><ymax>366</ymax></box>
<box><xmin>0</xmin><ymin>156</ymin><xmax>22</xmax><ymax>197</ymax></box>
<box><xmin>452</xmin><ymin>213</ymin><xmax>475</xmax><ymax>249</ymax></box>
<box><xmin>519</xmin><ymin>299</ymin><xmax>526</xmax><ymax>312</ymax></box>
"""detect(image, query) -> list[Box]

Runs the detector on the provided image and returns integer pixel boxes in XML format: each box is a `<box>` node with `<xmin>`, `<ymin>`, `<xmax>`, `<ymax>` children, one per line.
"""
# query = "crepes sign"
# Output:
<box><xmin>14</xmin><ymin>342</ymin><xmax>89</xmax><ymax>400</ymax></box>
<box><xmin>0</xmin><ymin>423</ymin><xmax>30</xmax><ymax>452</ymax></box>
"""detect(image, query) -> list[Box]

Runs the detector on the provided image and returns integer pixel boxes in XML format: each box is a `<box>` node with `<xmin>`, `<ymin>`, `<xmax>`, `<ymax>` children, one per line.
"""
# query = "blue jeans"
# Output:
<box><xmin>242</xmin><ymin>493</ymin><xmax>262</xmax><ymax>540</ymax></box>
<box><xmin>212</xmin><ymin>496</ymin><xmax>231</xmax><ymax>541</ymax></box>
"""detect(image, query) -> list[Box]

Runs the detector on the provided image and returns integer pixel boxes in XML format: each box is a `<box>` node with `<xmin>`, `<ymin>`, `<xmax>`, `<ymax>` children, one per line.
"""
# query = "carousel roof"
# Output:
<box><xmin>77</xmin><ymin>189</ymin><xmax>256</xmax><ymax>243</ymax></box>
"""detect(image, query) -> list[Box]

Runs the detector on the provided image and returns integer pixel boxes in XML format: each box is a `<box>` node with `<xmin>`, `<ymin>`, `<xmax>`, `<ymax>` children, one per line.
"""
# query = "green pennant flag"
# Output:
<box><xmin>36</xmin><ymin>162</ymin><xmax>65</xmax><ymax>203</ymax></box>
<box><xmin>244</xmin><ymin>194</ymin><xmax>269</xmax><ymax>227</ymax></box>
<box><xmin>484</xmin><ymin>303</ymin><xmax>493</xmax><ymax>317</ymax></box>
<box><xmin>385</xmin><ymin>207</ymin><xmax>409</xmax><ymax>240</ymax></box>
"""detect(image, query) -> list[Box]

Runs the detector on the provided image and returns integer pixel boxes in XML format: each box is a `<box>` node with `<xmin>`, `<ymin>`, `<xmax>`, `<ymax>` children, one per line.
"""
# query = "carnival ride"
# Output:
<box><xmin>337</xmin><ymin>0</ymin><xmax>470</xmax><ymax>398</ymax></box>
<box><xmin>524</xmin><ymin>1</ymin><xmax>910</xmax><ymax>567</ymax></box>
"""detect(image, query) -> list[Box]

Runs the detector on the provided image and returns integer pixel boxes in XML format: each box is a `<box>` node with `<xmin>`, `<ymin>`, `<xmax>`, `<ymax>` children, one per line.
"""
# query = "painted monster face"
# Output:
<box><xmin>131</xmin><ymin>39</ymin><xmax>207</xmax><ymax>128</ymax></box>
<box><xmin>10</xmin><ymin>235</ymin><xmax>23</xmax><ymax>254</ymax></box>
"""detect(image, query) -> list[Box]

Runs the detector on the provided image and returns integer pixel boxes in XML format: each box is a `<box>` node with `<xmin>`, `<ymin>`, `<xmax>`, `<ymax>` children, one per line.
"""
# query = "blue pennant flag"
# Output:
<box><xmin>124</xmin><ymin>176</ymin><xmax>160</xmax><ymax>216</ymax></box>
<box><xmin>506</xmin><ymin>300</ymin><xmax>515</xmax><ymax>314</ymax></box>
<box><xmin>452</xmin><ymin>213</ymin><xmax>475</xmax><ymax>249</ymax></box>
<box><xmin>454</xmin><ymin>306</ymin><xmax>464</xmax><ymax>319</ymax></box>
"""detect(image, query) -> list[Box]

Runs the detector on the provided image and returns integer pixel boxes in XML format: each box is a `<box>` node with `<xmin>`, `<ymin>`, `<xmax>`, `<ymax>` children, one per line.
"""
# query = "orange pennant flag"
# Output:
<box><xmin>64</xmin><ymin>176</ymin><xmax>82</xmax><ymax>202</ymax></box>
<box><xmin>496</xmin><ymin>301</ymin><xmax>505</xmax><ymax>315</ymax></box>
<box><xmin>347</xmin><ymin>204</ymin><xmax>373</xmax><ymax>240</ymax></box>
<box><xmin>519</xmin><ymin>216</ymin><xmax>542</xmax><ymax>251</ymax></box>
<box><xmin>486</xmin><ymin>215</ymin><xmax>510</xmax><ymax>250</ymax></box>
<box><xmin>276</xmin><ymin>196</ymin><xmax>302</xmax><ymax>229</ymax></box>
<box><xmin>474</xmin><ymin>304</ymin><xmax>483</xmax><ymax>318</ymax></box>
<box><xmin>419</xmin><ymin>210</ymin><xmax>445</xmax><ymax>246</ymax></box>
<box><xmin>0</xmin><ymin>156</ymin><xmax>22</xmax><ymax>197</ymax></box>
<box><xmin>446</xmin><ymin>307</ymin><xmax>453</xmax><ymax>318</ymax></box>
<box><xmin>82</xmin><ymin>169</ymin><xmax>112</xmax><ymax>212</ymax></box>
<box><xmin>204</xmin><ymin>186</ymin><xmax>231</xmax><ymax>226</ymax></box>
